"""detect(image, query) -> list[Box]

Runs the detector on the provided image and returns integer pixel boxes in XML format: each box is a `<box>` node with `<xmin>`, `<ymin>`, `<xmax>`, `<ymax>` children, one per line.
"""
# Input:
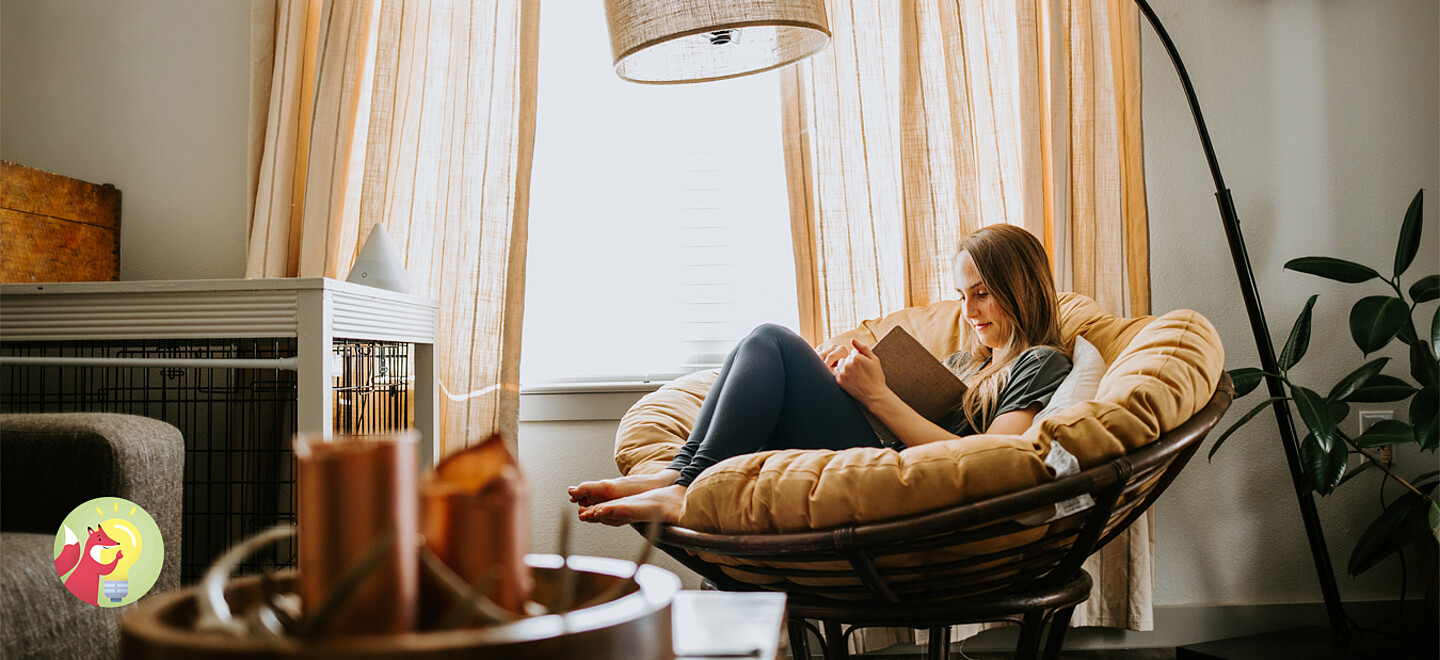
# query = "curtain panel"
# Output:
<box><xmin>247</xmin><ymin>0</ymin><xmax>539</xmax><ymax>456</ymax></box>
<box><xmin>781</xmin><ymin>0</ymin><xmax>1151</xmax><ymax>648</ymax></box>
<box><xmin>784</xmin><ymin>0</ymin><xmax>1148</xmax><ymax>344</ymax></box>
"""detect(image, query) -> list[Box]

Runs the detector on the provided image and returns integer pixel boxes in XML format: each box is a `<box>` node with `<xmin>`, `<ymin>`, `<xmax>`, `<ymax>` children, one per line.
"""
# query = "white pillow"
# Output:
<box><xmin>1035</xmin><ymin>335</ymin><xmax>1105</xmax><ymax>422</ymax></box>
<box><xmin>1020</xmin><ymin>335</ymin><xmax>1106</xmax><ymax>525</ymax></box>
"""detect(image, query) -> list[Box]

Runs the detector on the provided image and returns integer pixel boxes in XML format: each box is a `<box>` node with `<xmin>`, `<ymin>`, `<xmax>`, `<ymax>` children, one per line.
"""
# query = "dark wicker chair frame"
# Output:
<box><xmin>645</xmin><ymin>374</ymin><xmax>1233</xmax><ymax>660</ymax></box>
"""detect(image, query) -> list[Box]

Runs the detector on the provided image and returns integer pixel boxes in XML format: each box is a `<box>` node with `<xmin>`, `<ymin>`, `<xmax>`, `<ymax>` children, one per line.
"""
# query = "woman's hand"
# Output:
<box><xmin>836</xmin><ymin>339</ymin><xmax>960</xmax><ymax>449</ymax></box>
<box><xmin>816</xmin><ymin>342</ymin><xmax>852</xmax><ymax>368</ymax></box>
<box><xmin>833</xmin><ymin>339</ymin><xmax>890</xmax><ymax>405</ymax></box>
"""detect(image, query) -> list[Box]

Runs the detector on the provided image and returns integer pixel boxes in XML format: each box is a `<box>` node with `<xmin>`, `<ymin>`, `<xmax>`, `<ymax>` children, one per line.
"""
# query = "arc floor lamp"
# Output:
<box><xmin>1130</xmin><ymin>0</ymin><xmax>1351</xmax><ymax>652</ymax></box>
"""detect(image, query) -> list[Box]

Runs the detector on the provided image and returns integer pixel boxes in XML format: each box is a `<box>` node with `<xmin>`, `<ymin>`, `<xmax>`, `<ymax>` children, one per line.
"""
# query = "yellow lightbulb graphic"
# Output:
<box><xmin>99</xmin><ymin>519</ymin><xmax>142</xmax><ymax>604</ymax></box>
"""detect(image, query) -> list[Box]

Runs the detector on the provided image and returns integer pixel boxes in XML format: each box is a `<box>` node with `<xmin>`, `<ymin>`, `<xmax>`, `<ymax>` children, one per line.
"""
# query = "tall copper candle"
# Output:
<box><xmin>295</xmin><ymin>431</ymin><xmax>418</xmax><ymax>636</ymax></box>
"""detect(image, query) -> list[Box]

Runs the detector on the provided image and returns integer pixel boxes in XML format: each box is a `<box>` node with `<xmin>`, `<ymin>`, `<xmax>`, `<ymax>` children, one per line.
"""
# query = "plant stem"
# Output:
<box><xmin>1345</xmin><ymin>437</ymin><xmax>1432</xmax><ymax>502</ymax></box>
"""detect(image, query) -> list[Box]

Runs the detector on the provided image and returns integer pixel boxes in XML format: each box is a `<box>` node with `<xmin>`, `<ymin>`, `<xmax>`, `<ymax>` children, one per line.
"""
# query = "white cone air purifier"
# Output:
<box><xmin>346</xmin><ymin>223</ymin><xmax>412</xmax><ymax>293</ymax></box>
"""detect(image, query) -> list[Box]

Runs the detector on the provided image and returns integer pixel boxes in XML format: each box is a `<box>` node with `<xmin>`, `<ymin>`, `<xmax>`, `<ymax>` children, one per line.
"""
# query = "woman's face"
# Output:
<box><xmin>954</xmin><ymin>251</ymin><xmax>1013</xmax><ymax>351</ymax></box>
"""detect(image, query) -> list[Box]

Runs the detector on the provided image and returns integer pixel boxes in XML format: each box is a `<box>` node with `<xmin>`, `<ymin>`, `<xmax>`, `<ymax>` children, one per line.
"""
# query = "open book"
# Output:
<box><xmin>861</xmin><ymin>326</ymin><xmax>968</xmax><ymax>446</ymax></box>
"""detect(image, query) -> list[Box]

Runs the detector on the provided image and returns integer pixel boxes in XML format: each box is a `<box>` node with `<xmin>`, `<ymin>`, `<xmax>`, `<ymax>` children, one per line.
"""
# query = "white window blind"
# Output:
<box><xmin>521</xmin><ymin>2</ymin><xmax>799</xmax><ymax>387</ymax></box>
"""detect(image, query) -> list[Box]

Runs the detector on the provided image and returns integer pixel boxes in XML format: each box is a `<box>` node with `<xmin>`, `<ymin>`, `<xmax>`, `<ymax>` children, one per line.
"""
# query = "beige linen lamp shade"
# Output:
<box><xmin>603</xmin><ymin>0</ymin><xmax>831</xmax><ymax>84</ymax></box>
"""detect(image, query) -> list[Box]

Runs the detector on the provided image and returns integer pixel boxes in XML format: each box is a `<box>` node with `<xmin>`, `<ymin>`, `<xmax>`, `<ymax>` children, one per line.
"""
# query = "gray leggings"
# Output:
<box><xmin>668</xmin><ymin>324</ymin><xmax>882</xmax><ymax>487</ymax></box>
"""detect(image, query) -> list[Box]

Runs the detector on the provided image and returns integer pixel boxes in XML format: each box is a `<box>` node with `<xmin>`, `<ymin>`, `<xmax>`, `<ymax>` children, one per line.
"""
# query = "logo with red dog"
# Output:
<box><xmin>54</xmin><ymin>497</ymin><xmax>164</xmax><ymax>607</ymax></box>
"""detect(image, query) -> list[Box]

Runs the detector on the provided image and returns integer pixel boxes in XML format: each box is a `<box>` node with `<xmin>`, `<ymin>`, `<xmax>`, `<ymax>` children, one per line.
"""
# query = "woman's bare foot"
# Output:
<box><xmin>568</xmin><ymin>469</ymin><xmax>681</xmax><ymax>507</ymax></box>
<box><xmin>577</xmin><ymin>485</ymin><xmax>686</xmax><ymax>527</ymax></box>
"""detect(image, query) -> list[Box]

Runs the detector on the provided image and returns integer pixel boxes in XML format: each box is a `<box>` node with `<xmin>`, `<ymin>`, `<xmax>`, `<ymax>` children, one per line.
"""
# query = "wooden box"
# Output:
<box><xmin>1</xmin><ymin>160</ymin><xmax>121</xmax><ymax>283</ymax></box>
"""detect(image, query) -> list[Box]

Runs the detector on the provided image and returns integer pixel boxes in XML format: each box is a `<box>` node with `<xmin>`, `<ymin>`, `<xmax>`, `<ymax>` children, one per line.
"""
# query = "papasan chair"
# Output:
<box><xmin>612</xmin><ymin>292</ymin><xmax>1232</xmax><ymax>660</ymax></box>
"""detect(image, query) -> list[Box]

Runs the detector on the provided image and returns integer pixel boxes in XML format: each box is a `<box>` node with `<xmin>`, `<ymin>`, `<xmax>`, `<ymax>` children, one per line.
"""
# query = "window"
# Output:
<box><xmin>521</xmin><ymin>2</ymin><xmax>799</xmax><ymax>387</ymax></box>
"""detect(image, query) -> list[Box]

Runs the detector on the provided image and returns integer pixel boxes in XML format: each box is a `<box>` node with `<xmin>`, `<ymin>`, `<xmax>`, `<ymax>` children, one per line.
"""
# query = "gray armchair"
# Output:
<box><xmin>0</xmin><ymin>413</ymin><xmax>183</xmax><ymax>660</ymax></box>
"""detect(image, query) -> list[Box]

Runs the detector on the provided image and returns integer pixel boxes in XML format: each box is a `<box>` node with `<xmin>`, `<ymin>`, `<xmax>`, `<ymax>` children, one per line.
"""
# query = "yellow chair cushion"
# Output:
<box><xmin>613</xmin><ymin>292</ymin><xmax>1224</xmax><ymax>534</ymax></box>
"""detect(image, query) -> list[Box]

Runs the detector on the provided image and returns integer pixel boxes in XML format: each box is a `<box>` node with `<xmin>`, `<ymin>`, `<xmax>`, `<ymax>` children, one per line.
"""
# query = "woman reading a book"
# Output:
<box><xmin>570</xmin><ymin>224</ymin><xmax>1072</xmax><ymax>525</ymax></box>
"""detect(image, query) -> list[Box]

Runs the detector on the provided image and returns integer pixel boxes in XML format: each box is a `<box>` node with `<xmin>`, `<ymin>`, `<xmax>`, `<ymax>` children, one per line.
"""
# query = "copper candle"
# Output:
<box><xmin>295</xmin><ymin>431</ymin><xmax>418</xmax><ymax>636</ymax></box>
<box><xmin>421</xmin><ymin>433</ymin><xmax>532</xmax><ymax>618</ymax></box>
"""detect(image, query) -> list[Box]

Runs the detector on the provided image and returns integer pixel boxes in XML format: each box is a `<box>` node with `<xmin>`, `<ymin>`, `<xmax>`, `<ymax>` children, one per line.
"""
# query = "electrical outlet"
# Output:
<box><xmin>1358</xmin><ymin>409</ymin><xmax>1395</xmax><ymax>435</ymax></box>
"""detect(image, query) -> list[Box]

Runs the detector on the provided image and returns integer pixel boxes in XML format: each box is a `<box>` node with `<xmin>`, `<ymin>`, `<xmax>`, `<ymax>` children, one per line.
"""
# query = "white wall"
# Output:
<box><xmin>1144</xmin><ymin>0</ymin><xmax>1438</xmax><ymax>608</ymax></box>
<box><xmin>0</xmin><ymin>0</ymin><xmax>250</xmax><ymax>280</ymax></box>
<box><xmin>520</xmin><ymin>419</ymin><xmax>704</xmax><ymax>589</ymax></box>
<box><xmin>3</xmin><ymin>0</ymin><xmax>1436</xmax><ymax>627</ymax></box>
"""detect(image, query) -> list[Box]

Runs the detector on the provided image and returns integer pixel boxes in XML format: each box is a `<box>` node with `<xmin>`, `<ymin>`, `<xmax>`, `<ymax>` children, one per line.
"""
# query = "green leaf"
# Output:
<box><xmin>1354</xmin><ymin>419</ymin><xmax>1415</xmax><ymax>448</ymax></box>
<box><xmin>1326</xmin><ymin>357</ymin><xmax>1391</xmax><ymax>402</ymax></box>
<box><xmin>1433</xmin><ymin>305</ymin><xmax>1439</xmax><ymax>357</ymax></box>
<box><xmin>1411</xmin><ymin>275</ymin><xmax>1440</xmax><ymax>304</ymax></box>
<box><xmin>1349</xmin><ymin>491</ymin><xmax>1433</xmax><ymax>575</ymax></box>
<box><xmin>1328</xmin><ymin>399</ymin><xmax>1351</xmax><ymax>426</ymax></box>
<box><xmin>1229</xmin><ymin>368</ymin><xmax>1274</xmax><ymax>398</ymax></box>
<box><xmin>1430</xmin><ymin>503</ymin><xmax>1439</xmax><ymax>540</ymax></box>
<box><xmin>1349</xmin><ymin>296</ymin><xmax>1409</xmax><ymax>355</ymax></box>
<box><xmin>1336</xmin><ymin>459</ymin><xmax>1375</xmax><ymax>488</ymax></box>
<box><xmin>1412</xmin><ymin>469</ymin><xmax>1440</xmax><ymax>486</ymax></box>
<box><xmin>1324</xmin><ymin>400</ymin><xmax>1347</xmax><ymax>426</ymax></box>
<box><xmin>1301</xmin><ymin>432</ymin><xmax>1349</xmax><ymax>495</ymax></box>
<box><xmin>1399</xmin><ymin>321</ymin><xmax>1421</xmax><ymax>346</ymax></box>
<box><xmin>1281</xmin><ymin>295</ymin><xmax>1319</xmax><ymax>371</ymax></box>
<box><xmin>1285</xmin><ymin>257</ymin><xmax>1380</xmax><ymax>284</ymax></box>
<box><xmin>1412</xmin><ymin>340</ymin><xmax>1439</xmax><ymax>389</ymax></box>
<box><xmin>1395</xmin><ymin>189</ymin><xmax>1424</xmax><ymax>277</ymax></box>
<box><xmin>1412</xmin><ymin>388</ymin><xmax>1438</xmax><ymax>451</ymax></box>
<box><xmin>1209</xmin><ymin>396</ymin><xmax>1289</xmax><ymax>461</ymax></box>
<box><xmin>1345</xmin><ymin>375</ymin><xmax>1419</xmax><ymax>403</ymax></box>
<box><xmin>1294</xmin><ymin>385</ymin><xmax>1339</xmax><ymax>453</ymax></box>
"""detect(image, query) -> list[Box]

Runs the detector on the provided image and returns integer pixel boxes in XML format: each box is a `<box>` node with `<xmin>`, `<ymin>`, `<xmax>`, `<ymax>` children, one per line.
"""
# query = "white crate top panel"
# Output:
<box><xmin>0</xmin><ymin>278</ymin><xmax>438</xmax><ymax>343</ymax></box>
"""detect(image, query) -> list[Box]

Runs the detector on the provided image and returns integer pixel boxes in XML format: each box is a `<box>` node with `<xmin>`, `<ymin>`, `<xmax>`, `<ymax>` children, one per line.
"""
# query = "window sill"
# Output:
<box><xmin>518</xmin><ymin>380</ymin><xmax>665</xmax><ymax>422</ymax></box>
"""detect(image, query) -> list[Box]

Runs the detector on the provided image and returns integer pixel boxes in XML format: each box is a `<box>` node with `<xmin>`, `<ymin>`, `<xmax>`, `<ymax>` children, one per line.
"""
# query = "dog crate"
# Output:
<box><xmin>0</xmin><ymin>278</ymin><xmax>438</xmax><ymax>584</ymax></box>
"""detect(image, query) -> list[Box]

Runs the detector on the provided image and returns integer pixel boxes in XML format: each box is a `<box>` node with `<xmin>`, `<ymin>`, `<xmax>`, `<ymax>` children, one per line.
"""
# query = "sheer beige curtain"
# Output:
<box><xmin>247</xmin><ymin>0</ymin><xmax>539</xmax><ymax>456</ymax></box>
<box><xmin>782</xmin><ymin>0</ymin><xmax>1151</xmax><ymax>647</ymax></box>
<box><xmin>785</xmin><ymin>0</ymin><xmax>1147</xmax><ymax>343</ymax></box>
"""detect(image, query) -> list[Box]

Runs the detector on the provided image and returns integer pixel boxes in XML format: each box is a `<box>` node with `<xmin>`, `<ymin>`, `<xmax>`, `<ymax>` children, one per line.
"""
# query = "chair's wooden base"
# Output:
<box><xmin>782</xmin><ymin>571</ymin><xmax>1092</xmax><ymax>660</ymax></box>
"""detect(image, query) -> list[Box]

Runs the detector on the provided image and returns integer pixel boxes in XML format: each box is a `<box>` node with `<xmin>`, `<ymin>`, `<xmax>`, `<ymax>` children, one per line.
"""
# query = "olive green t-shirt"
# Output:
<box><xmin>939</xmin><ymin>346</ymin><xmax>1072</xmax><ymax>436</ymax></box>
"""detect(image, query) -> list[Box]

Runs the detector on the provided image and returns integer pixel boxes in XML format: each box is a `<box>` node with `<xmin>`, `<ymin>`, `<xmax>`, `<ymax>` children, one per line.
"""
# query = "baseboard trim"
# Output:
<box><xmin>856</xmin><ymin>600</ymin><xmax>1428</xmax><ymax>654</ymax></box>
<box><xmin>1174</xmin><ymin>625</ymin><xmax>1425</xmax><ymax>660</ymax></box>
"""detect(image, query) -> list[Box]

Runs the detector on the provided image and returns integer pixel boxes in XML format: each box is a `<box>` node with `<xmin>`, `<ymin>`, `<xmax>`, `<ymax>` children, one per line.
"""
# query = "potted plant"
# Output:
<box><xmin>1210</xmin><ymin>189</ymin><xmax>1437</xmax><ymax>617</ymax></box>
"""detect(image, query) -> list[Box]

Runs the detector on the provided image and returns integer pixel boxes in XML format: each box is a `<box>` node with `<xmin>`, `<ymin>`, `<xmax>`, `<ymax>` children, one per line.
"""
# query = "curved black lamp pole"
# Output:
<box><xmin>1132</xmin><ymin>0</ymin><xmax>1350</xmax><ymax>647</ymax></box>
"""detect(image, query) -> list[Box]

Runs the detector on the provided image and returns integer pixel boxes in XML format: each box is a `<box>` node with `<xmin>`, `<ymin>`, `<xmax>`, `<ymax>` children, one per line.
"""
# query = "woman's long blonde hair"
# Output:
<box><xmin>955</xmin><ymin>224</ymin><xmax>1064</xmax><ymax>431</ymax></box>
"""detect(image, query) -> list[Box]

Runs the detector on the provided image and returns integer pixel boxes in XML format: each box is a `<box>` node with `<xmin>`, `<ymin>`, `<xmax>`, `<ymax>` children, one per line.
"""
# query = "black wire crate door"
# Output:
<box><xmin>0</xmin><ymin>338</ymin><xmax>413</xmax><ymax>584</ymax></box>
